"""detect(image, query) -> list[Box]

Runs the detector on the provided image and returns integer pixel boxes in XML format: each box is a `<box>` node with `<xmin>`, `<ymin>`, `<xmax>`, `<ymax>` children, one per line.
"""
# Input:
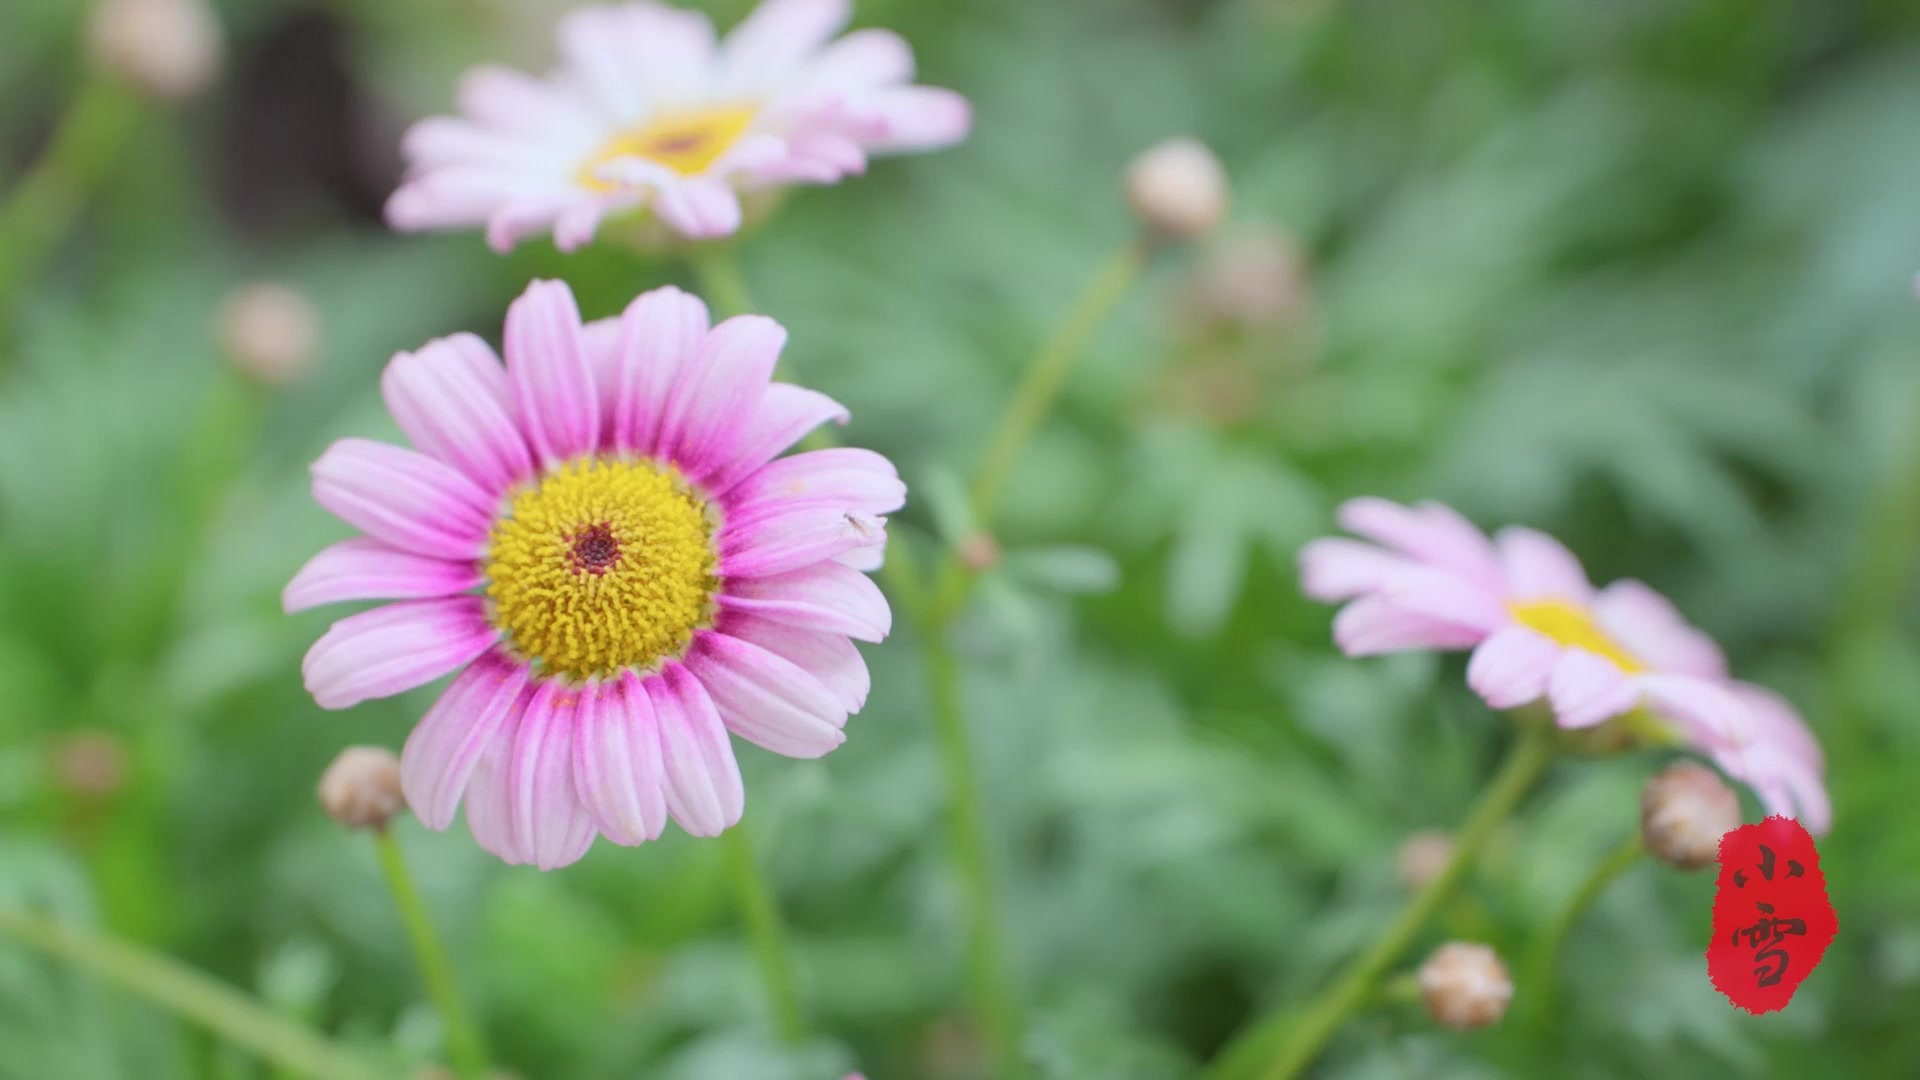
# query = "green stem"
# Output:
<box><xmin>969</xmin><ymin>243</ymin><xmax>1146</xmax><ymax>522</ymax></box>
<box><xmin>372</xmin><ymin>829</ymin><xmax>489</xmax><ymax>1078</ymax></box>
<box><xmin>722</xmin><ymin>819</ymin><xmax>807</xmax><ymax>1043</ymax></box>
<box><xmin>0</xmin><ymin>76</ymin><xmax>140</xmax><ymax>358</ymax></box>
<box><xmin>0</xmin><ymin>907</ymin><xmax>376</xmax><ymax>1079</ymax></box>
<box><xmin>1525</xmin><ymin>833</ymin><xmax>1643</xmax><ymax>1015</ymax></box>
<box><xmin>688</xmin><ymin>246</ymin><xmax>756</xmax><ymax>320</ymax></box>
<box><xmin>924</xmin><ymin>618</ymin><xmax>1028</xmax><ymax>1079</ymax></box>
<box><xmin>1207</xmin><ymin>723</ymin><xmax>1557</xmax><ymax>1080</ymax></box>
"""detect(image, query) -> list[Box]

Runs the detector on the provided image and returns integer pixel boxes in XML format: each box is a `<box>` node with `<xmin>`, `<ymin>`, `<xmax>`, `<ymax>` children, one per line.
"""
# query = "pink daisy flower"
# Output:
<box><xmin>286</xmin><ymin>279</ymin><xmax>901</xmax><ymax>868</ymax></box>
<box><xmin>387</xmin><ymin>0</ymin><xmax>971</xmax><ymax>251</ymax></box>
<box><xmin>1299</xmin><ymin>497</ymin><xmax>1830</xmax><ymax>833</ymax></box>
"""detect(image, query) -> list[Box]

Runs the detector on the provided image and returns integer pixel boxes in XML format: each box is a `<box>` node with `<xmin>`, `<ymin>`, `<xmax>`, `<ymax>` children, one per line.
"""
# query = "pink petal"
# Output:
<box><xmin>801</xmin><ymin>28</ymin><xmax>914</xmax><ymax>91</ymax></box>
<box><xmin>1638</xmin><ymin>673</ymin><xmax>1748</xmax><ymax>746</ymax></box>
<box><xmin>400</xmin><ymin>117</ymin><xmax>546</xmax><ymax>172</ymax></box>
<box><xmin>1465</xmin><ymin>624</ymin><xmax>1562</xmax><ymax>710</ymax></box>
<box><xmin>701</xmin><ymin>384</ymin><xmax>850</xmax><ymax>495</ymax></box>
<box><xmin>455</xmin><ymin>65</ymin><xmax>601</xmax><ymax>142</ymax></box>
<box><xmin>1495</xmin><ymin>526</ymin><xmax>1594</xmax><ymax>604</ymax></box>
<box><xmin>837</xmin><ymin>542</ymin><xmax>886</xmax><ymax>572</ymax></box>
<box><xmin>612</xmin><ymin>286</ymin><xmax>712</xmax><ymax>455</ymax></box>
<box><xmin>647</xmin><ymin>662</ymin><xmax>745</xmax><ymax>837</ymax></box>
<box><xmin>719</xmin><ymin>561</ymin><xmax>891</xmax><ymax>641</ymax></box>
<box><xmin>1592</xmin><ymin>579</ymin><xmax>1727</xmax><ymax>680</ymax></box>
<box><xmin>721</xmin><ymin>506</ymin><xmax>886</xmax><ymax>579</ymax></box>
<box><xmin>484</xmin><ymin>195</ymin><xmax>578</xmax><ymax>254</ymax></box>
<box><xmin>657</xmin><ymin>315</ymin><xmax>786</xmax><ymax>477</ymax></box>
<box><xmin>505</xmin><ymin>279</ymin><xmax>600</xmax><ymax>467</ymax></box>
<box><xmin>310</xmin><ymin>438</ymin><xmax>494</xmax><ymax>561</ymax></box>
<box><xmin>382</xmin><ymin>332</ymin><xmax>533</xmax><ymax>496</ymax></box>
<box><xmin>722</xmin><ymin>0</ymin><xmax>850</xmax><ymax>91</ymax></box>
<box><xmin>1336</xmin><ymin>498</ymin><xmax>1503</xmax><ymax>593</ymax></box>
<box><xmin>401</xmin><ymin>650</ymin><xmax>529</xmax><ymax>830</ymax></box>
<box><xmin>1737</xmin><ymin>683</ymin><xmax>1823</xmax><ymax>772</ymax></box>
<box><xmin>685</xmin><ymin>627</ymin><xmax>848</xmax><ymax>758</ymax></box>
<box><xmin>553</xmin><ymin>203</ymin><xmax>605</xmax><ymax>252</ymax></box>
<box><xmin>851</xmin><ymin>86</ymin><xmax>972</xmax><ymax>152</ymax></box>
<box><xmin>722</xmin><ymin>447</ymin><xmax>905</xmax><ymax>522</ymax></box>
<box><xmin>301</xmin><ymin>597</ymin><xmax>496</xmax><ymax>710</ymax></box>
<box><xmin>573</xmin><ymin>671</ymin><xmax>668</xmax><ymax>846</ymax></box>
<box><xmin>1298</xmin><ymin>537</ymin><xmax>1416</xmax><ymax>602</ymax></box>
<box><xmin>1331</xmin><ymin>596</ymin><xmax>1488</xmax><ymax>657</ymax></box>
<box><xmin>653</xmin><ymin>177</ymin><xmax>745</xmax><ymax>238</ymax></box>
<box><xmin>284</xmin><ymin>538</ymin><xmax>481</xmax><ymax>614</ymax></box>
<box><xmin>558</xmin><ymin>4</ymin><xmax>718</xmax><ymax>121</ymax></box>
<box><xmin>771</xmin><ymin>132</ymin><xmax>867</xmax><ymax>183</ymax></box>
<box><xmin>1375</xmin><ymin>568</ymin><xmax>1506</xmax><ymax>635</ymax></box>
<box><xmin>507</xmin><ymin>680</ymin><xmax>600</xmax><ymax>869</ymax></box>
<box><xmin>1545</xmin><ymin>649</ymin><xmax>1639</xmax><ymax>729</ymax></box>
<box><xmin>580</xmin><ymin>315</ymin><xmax>624</xmax><ymax>442</ymax></box>
<box><xmin>722</xmin><ymin>613</ymin><xmax>869</xmax><ymax>714</ymax></box>
<box><xmin>463</xmin><ymin>698</ymin><xmax>531</xmax><ymax>864</ymax></box>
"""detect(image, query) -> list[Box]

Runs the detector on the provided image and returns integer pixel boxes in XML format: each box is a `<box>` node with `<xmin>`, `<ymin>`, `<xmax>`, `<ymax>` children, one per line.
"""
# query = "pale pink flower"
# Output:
<box><xmin>287</xmin><ymin>279</ymin><xmax>901</xmax><ymax>868</ymax></box>
<box><xmin>1300</xmin><ymin>497</ymin><xmax>1830</xmax><ymax>833</ymax></box>
<box><xmin>387</xmin><ymin>0</ymin><xmax>971</xmax><ymax>251</ymax></box>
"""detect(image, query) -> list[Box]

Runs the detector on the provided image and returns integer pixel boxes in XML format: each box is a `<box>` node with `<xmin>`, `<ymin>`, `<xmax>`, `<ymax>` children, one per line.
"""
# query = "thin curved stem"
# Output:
<box><xmin>969</xmin><ymin>243</ymin><xmax>1147</xmax><ymax>522</ymax></box>
<box><xmin>1525</xmin><ymin>833</ymin><xmax>1643</xmax><ymax>1014</ymax></box>
<box><xmin>1205</xmin><ymin>722</ymin><xmax>1558</xmax><ymax>1080</ymax></box>
<box><xmin>924</xmin><ymin>617</ymin><xmax>1028</xmax><ymax>1079</ymax></box>
<box><xmin>723</xmin><ymin>819</ymin><xmax>808</xmax><ymax>1043</ymax></box>
<box><xmin>372</xmin><ymin>829</ymin><xmax>489</xmax><ymax>1078</ymax></box>
<box><xmin>688</xmin><ymin>246</ymin><xmax>756</xmax><ymax>320</ymax></box>
<box><xmin>0</xmin><ymin>907</ymin><xmax>377</xmax><ymax>1079</ymax></box>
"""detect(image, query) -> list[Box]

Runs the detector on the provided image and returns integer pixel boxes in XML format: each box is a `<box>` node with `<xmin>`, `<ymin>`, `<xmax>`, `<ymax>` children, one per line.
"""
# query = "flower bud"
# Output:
<box><xmin>1124</xmin><ymin>138</ymin><xmax>1228</xmax><ymax>241</ymax></box>
<box><xmin>1395</xmin><ymin>829</ymin><xmax>1455</xmax><ymax>892</ymax></box>
<box><xmin>1640</xmin><ymin>760</ymin><xmax>1739</xmax><ymax>871</ymax></box>
<box><xmin>1418</xmin><ymin>942</ymin><xmax>1512</xmax><ymax>1030</ymax></box>
<box><xmin>88</xmin><ymin>0</ymin><xmax>223</xmax><ymax>103</ymax></box>
<box><xmin>317</xmin><ymin>746</ymin><xmax>405</xmax><ymax>830</ymax></box>
<box><xmin>53</xmin><ymin>731</ymin><xmax>128</xmax><ymax>799</ymax></box>
<box><xmin>956</xmin><ymin>531</ymin><xmax>1002</xmax><ymax>574</ymax></box>
<box><xmin>1181</xmin><ymin>228</ymin><xmax>1310</xmax><ymax>331</ymax></box>
<box><xmin>218</xmin><ymin>283</ymin><xmax>319</xmax><ymax>386</ymax></box>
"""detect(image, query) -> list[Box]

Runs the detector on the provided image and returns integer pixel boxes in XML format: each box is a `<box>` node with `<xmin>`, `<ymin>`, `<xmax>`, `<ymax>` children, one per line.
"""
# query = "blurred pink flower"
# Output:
<box><xmin>1300</xmin><ymin>497</ymin><xmax>1830</xmax><ymax>832</ymax></box>
<box><xmin>287</xmin><ymin>279</ymin><xmax>901</xmax><ymax>867</ymax></box>
<box><xmin>387</xmin><ymin>0</ymin><xmax>970</xmax><ymax>251</ymax></box>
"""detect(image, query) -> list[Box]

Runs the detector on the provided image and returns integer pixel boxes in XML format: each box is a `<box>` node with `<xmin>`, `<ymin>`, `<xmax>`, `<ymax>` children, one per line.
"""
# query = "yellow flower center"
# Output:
<box><xmin>1509</xmin><ymin>599</ymin><xmax>1644</xmax><ymax>673</ymax></box>
<box><xmin>576</xmin><ymin>104</ymin><xmax>758</xmax><ymax>191</ymax></box>
<box><xmin>485</xmin><ymin>458</ymin><xmax>718</xmax><ymax>679</ymax></box>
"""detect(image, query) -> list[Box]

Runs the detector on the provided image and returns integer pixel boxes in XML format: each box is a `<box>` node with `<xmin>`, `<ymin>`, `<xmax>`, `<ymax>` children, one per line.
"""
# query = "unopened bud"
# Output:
<box><xmin>53</xmin><ymin>731</ymin><xmax>128</xmax><ymax>799</ymax></box>
<box><xmin>956</xmin><ymin>531</ymin><xmax>1002</xmax><ymax>573</ymax></box>
<box><xmin>1124</xmin><ymin>138</ymin><xmax>1228</xmax><ymax>241</ymax></box>
<box><xmin>317</xmin><ymin>746</ymin><xmax>404</xmax><ymax>830</ymax></box>
<box><xmin>218</xmin><ymin>283</ymin><xmax>319</xmax><ymax>386</ymax></box>
<box><xmin>1182</xmin><ymin>228</ymin><xmax>1310</xmax><ymax>330</ymax></box>
<box><xmin>1418</xmin><ymin>942</ymin><xmax>1512</xmax><ymax>1030</ymax></box>
<box><xmin>89</xmin><ymin>0</ymin><xmax>223</xmax><ymax>103</ymax></box>
<box><xmin>1395</xmin><ymin>829</ymin><xmax>1455</xmax><ymax>892</ymax></box>
<box><xmin>1640</xmin><ymin>760</ymin><xmax>1739</xmax><ymax>870</ymax></box>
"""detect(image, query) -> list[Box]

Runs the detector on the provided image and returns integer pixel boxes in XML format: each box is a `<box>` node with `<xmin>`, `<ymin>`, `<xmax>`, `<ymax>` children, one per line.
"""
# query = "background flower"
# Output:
<box><xmin>1301</xmin><ymin>496</ymin><xmax>1831</xmax><ymax>833</ymax></box>
<box><xmin>387</xmin><ymin>0</ymin><xmax>971</xmax><ymax>250</ymax></box>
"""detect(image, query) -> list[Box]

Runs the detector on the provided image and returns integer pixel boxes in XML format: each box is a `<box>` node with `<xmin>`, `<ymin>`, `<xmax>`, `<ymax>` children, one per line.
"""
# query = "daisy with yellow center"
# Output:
<box><xmin>386</xmin><ymin>0</ymin><xmax>972</xmax><ymax>251</ymax></box>
<box><xmin>1299</xmin><ymin>497</ymin><xmax>1830</xmax><ymax>834</ymax></box>
<box><xmin>287</xmin><ymin>280</ymin><xmax>902</xmax><ymax>868</ymax></box>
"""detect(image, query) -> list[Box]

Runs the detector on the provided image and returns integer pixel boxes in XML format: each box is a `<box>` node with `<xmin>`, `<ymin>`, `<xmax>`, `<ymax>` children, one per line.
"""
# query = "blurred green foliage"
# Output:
<box><xmin>4</xmin><ymin>0</ymin><xmax>1920</xmax><ymax>1077</ymax></box>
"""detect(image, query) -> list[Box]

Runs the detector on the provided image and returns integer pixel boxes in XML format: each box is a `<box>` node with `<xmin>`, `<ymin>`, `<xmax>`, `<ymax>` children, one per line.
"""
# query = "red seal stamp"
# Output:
<box><xmin>1707</xmin><ymin>815</ymin><xmax>1837</xmax><ymax>1014</ymax></box>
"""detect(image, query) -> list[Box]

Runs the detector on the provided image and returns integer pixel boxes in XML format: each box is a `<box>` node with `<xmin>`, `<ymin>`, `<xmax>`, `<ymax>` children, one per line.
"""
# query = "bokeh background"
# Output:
<box><xmin>5</xmin><ymin>0</ymin><xmax>1920</xmax><ymax>1077</ymax></box>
